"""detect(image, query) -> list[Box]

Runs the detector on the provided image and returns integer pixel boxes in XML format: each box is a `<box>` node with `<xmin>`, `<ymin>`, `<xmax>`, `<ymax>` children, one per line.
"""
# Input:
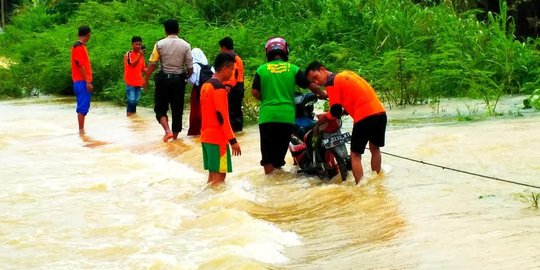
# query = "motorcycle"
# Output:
<box><xmin>288</xmin><ymin>92</ymin><xmax>351</xmax><ymax>182</ymax></box>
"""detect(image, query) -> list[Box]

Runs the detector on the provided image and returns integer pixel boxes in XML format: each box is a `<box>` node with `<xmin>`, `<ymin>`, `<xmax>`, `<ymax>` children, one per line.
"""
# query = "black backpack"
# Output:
<box><xmin>196</xmin><ymin>62</ymin><xmax>214</xmax><ymax>85</ymax></box>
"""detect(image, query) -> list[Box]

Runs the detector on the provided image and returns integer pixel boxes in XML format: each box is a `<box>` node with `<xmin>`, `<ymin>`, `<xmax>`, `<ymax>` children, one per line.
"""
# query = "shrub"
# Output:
<box><xmin>0</xmin><ymin>0</ymin><xmax>539</xmax><ymax>117</ymax></box>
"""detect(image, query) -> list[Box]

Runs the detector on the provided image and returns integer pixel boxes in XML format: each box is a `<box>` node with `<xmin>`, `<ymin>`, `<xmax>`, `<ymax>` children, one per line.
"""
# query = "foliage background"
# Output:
<box><xmin>0</xmin><ymin>0</ymin><xmax>539</xmax><ymax>118</ymax></box>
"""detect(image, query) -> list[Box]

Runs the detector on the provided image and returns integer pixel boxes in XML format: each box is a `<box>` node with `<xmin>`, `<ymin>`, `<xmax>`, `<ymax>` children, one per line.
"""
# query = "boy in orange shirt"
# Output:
<box><xmin>124</xmin><ymin>36</ymin><xmax>147</xmax><ymax>116</ymax></box>
<box><xmin>200</xmin><ymin>53</ymin><xmax>241</xmax><ymax>186</ymax></box>
<box><xmin>305</xmin><ymin>61</ymin><xmax>387</xmax><ymax>184</ymax></box>
<box><xmin>218</xmin><ymin>37</ymin><xmax>245</xmax><ymax>132</ymax></box>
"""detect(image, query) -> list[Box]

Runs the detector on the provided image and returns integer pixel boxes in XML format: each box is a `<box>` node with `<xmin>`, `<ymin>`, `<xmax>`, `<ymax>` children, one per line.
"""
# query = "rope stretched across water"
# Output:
<box><xmin>380</xmin><ymin>150</ymin><xmax>540</xmax><ymax>190</ymax></box>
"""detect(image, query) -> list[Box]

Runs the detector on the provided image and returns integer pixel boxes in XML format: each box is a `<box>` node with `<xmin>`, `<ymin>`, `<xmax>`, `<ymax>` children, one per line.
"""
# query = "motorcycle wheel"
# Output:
<box><xmin>325</xmin><ymin>149</ymin><xmax>348</xmax><ymax>182</ymax></box>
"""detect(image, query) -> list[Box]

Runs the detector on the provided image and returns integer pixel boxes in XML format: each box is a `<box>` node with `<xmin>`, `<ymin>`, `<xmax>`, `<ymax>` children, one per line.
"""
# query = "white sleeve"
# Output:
<box><xmin>188</xmin><ymin>63</ymin><xmax>201</xmax><ymax>85</ymax></box>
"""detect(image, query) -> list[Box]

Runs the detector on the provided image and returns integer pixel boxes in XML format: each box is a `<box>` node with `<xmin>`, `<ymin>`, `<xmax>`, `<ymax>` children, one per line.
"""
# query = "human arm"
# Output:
<box><xmin>138</xmin><ymin>52</ymin><xmax>148</xmax><ymax>85</ymax></box>
<box><xmin>308</xmin><ymin>83</ymin><xmax>327</xmax><ymax>99</ymax></box>
<box><xmin>142</xmin><ymin>58</ymin><xmax>147</xmax><ymax>79</ymax></box>
<box><xmin>295</xmin><ymin>69</ymin><xmax>327</xmax><ymax>99</ymax></box>
<box><xmin>141</xmin><ymin>47</ymin><xmax>147</xmax><ymax>73</ymax></box>
<box><xmin>215</xmin><ymin>88</ymin><xmax>241</xmax><ymax>155</ymax></box>
<box><xmin>324</xmin><ymin>77</ymin><xmax>344</xmax><ymax>121</ymax></box>
<box><xmin>237</xmin><ymin>56</ymin><xmax>244</xmax><ymax>82</ymax></box>
<box><xmin>76</xmin><ymin>64</ymin><xmax>93</xmax><ymax>92</ymax></box>
<box><xmin>127</xmin><ymin>51</ymin><xmax>144</xmax><ymax>68</ymax></box>
<box><xmin>251</xmin><ymin>73</ymin><xmax>261</xmax><ymax>101</ymax></box>
<box><xmin>316</xmin><ymin>104</ymin><xmax>344</xmax><ymax>124</ymax></box>
<box><xmin>143</xmin><ymin>44</ymin><xmax>159</xmax><ymax>88</ymax></box>
<box><xmin>185</xmin><ymin>46</ymin><xmax>194</xmax><ymax>78</ymax></box>
<box><xmin>251</xmin><ymin>89</ymin><xmax>261</xmax><ymax>101</ymax></box>
<box><xmin>143</xmin><ymin>62</ymin><xmax>157</xmax><ymax>88</ymax></box>
<box><xmin>224</xmin><ymin>69</ymin><xmax>236</xmax><ymax>93</ymax></box>
<box><xmin>230</xmin><ymin>141</ymin><xmax>241</xmax><ymax>156</ymax></box>
<box><xmin>188</xmin><ymin>63</ymin><xmax>201</xmax><ymax>85</ymax></box>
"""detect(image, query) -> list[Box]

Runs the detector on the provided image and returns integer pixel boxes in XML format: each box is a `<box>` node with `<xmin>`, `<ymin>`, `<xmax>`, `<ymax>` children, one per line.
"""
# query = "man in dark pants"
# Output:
<box><xmin>251</xmin><ymin>37</ymin><xmax>327</xmax><ymax>174</ymax></box>
<box><xmin>219</xmin><ymin>37</ymin><xmax>244</xmax><ymax>132</ymax></box>
<box><xmin>144</xmin><ymin>19</ymin><xmax>193</xmax><ymax>142</ymax></box>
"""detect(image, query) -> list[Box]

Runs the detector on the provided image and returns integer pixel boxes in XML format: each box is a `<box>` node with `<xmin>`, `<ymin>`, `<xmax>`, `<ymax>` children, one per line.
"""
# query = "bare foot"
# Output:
<box><xmin>163</xmin><ymin>132</ymin><xmax>174</xmax><ymax>142</ymax></box>
<box><xmin>209</xmin><ymin>180</ymin><xmax>226</xmax><ymax>191</ymax></box>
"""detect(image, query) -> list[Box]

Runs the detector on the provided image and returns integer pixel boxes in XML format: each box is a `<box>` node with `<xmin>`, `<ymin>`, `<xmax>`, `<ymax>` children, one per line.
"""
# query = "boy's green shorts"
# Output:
<box><xmin>202</xmin><ymin>143</ymin><xmax>232</xmax><ymax>173</ymax></box>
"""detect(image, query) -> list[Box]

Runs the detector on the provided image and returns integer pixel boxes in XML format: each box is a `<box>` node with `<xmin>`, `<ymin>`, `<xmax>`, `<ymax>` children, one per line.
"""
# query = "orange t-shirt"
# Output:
<box><xmin>325</xmin><ymin>71</ymin><xmax>385</xmax><ymax>123</ymax></box>
<box><xmin>200</xmin><ymin>78</ymin><xmax>236</xmax><ymax>145</ymax></box>
<box><xmin>223</xmin><ymin>54</ymin><xmax>244</xmax><ymax>87</ymax></box>
<box><xmin>71</xmin><ymin>41</ymin><xmax>92</xmax><ymax>82</ymax></box>
<box><xmin>124</xmin><ymin>51</ymin><xmax>146</xmax><ymax>87</ymax></box>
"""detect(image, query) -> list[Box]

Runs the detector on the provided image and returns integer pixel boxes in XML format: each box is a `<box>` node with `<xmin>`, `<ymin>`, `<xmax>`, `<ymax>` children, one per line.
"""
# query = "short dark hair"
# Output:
<box><xmin>131</xmin><ymin>36</ymin><xmax>142</xmax><ymax>43</ymax></box>
<box><xmin>78</xmin><ymin>25</ymin><xmax>91</xmax><ymax>37</ymax></box>
<box><xmin>218</xmin><ymin>37</ymin><xmax>234</xmax><ymax>50</ymax></box>
<box><xmin>214</xmin><ymin>52</ymin><xmax>236</xmax><ymax>72</ymax></box>
<box><xmin>163</xmin><ymin>19</ymin><xmax>179</xmax><ymax>34</ymax></box>
<box><xmin>305</xmin><ymin>61</ymin><xmax>325</xmax><ymax>77</ymax></box>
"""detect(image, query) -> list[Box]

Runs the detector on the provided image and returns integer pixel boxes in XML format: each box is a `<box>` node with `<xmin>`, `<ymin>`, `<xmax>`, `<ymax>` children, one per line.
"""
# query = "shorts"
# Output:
<box><xmin>73</xmin><ymin>81</ymin><xmax>92</xmax><ymax>116</ymax></box>
<box><xmin>351</xmin><ymin>112</ymin><xmax>387</xmax><ymax>154</ymax></box>
<box><xmin>259</xmin><ymin>122</ymin><xmax>294</xmax><ymax>167</ymax></box>
<box><xmin>202</xmin><ymin>143</ymin><xmax>232</xmax><ymax>173</ymax></box>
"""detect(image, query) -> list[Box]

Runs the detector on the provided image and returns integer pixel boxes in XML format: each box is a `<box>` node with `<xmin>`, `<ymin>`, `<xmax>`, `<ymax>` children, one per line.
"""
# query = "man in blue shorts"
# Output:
<box><xmin>71</xmin><ymin>25</ymin><xmax>93</xmax><ymax>133</ymax></box>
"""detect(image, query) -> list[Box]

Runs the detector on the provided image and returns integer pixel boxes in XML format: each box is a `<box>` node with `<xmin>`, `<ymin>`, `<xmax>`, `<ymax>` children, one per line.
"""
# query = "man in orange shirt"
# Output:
<box><xmin>71</xmin><ymin>25</ymin><xmax>93</xmax><ymax>133</ymax></box>
<box><xmin>200</xmin><ymin>52</ymin><xmax>242</xmax><ymax>186</ymax></box>
<box><xmin>219</xmin><ymin>37</ymin><xmax>244</xmax><ymax>132</ymax></box>
<box><xmin>305</xmin><ymin>61</ymin><xmax>387</xmax><ymax>184</ymax></box>
<box><xmin>124</xmin><ymin>36</ymin><xmax>146</xmax><ymax>116</ymax></box>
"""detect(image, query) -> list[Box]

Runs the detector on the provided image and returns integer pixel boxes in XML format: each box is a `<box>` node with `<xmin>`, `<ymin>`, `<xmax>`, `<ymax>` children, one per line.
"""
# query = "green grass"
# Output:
<box><xmin>0</xmin><ymin>0</ymin><xmax>539</xmax><ymax>123</ymax></box>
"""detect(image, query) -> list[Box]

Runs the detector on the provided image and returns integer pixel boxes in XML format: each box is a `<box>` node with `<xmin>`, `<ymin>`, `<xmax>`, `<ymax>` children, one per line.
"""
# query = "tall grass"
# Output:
<box><xmin>0</xmin><ymin>0</ymin><xmax>539</xmax><ymax>119</ymax></box>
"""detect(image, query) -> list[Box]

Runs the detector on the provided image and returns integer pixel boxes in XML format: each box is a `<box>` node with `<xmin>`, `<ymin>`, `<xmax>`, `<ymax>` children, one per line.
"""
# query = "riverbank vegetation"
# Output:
<box><xmin>515</xmin><ymin>192</ymin><xmax>540</xmax><ymax>209</ymax></box>
<box><xmin>0</xmin><ymin>0</ymin><xmax>539</xmax><ymax>120</ymax></box>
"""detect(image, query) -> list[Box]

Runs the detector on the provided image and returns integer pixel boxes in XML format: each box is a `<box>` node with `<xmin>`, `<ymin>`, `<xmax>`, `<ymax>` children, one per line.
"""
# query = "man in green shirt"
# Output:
<box><xmin>252</xmin><ymin>37</ymin><xmax>326</xmax><ymax>174</ymax></box>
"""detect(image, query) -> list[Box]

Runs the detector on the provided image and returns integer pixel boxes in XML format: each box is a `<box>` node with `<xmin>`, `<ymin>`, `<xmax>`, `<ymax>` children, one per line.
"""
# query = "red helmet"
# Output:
<box><xmin>265</xmin><ymin>37</ymin><xmax>289</xmax><ymax>61</ymax></box>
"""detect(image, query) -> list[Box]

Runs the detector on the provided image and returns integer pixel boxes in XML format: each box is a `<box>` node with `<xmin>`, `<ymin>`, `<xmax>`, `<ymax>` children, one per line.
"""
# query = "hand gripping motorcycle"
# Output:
<box><xmin>289</xmin><ymin>92</ymin><xmax>351</xmax><ymax>181</ymax></box>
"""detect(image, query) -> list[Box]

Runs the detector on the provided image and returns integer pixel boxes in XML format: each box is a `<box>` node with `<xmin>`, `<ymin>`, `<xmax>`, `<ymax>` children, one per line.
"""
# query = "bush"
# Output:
<box><xmin>0</xmin><ymin>0</ymin><xmax>539</xmax><ymax>117</ymax></box>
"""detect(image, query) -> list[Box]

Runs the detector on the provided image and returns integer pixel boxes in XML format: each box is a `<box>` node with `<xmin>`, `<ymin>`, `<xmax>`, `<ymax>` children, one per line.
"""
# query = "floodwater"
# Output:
<box><xmin>1</xmin><ymin>96</ymin><xmax>539</xmax><ymax>269</ymax></box>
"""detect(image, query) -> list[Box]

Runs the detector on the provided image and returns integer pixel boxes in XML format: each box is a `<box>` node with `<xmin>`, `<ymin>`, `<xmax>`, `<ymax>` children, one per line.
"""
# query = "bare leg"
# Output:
<box><xmin>159</xmin><ymin>116</ymin><xmax>172</xmax><ymax>133</ymax></box>
<box><xmin>208</xmin><ymin>172</ymin><xmax>226</xmax><ymax>186</ymax></box>
<box><xmin>351</xmin><ymin>151</ymin><xmax>364</xmax><ymax>184</ymax></box>
<box><xmin>77</xmin><ymin>113</ymin><xmax>85</xmax><ymax>133</ymax></box>
<box><xmin>127</xmin><ymin>112</ymin><xmax>135</xmax><ymax>117</ymax></box>
<box><xmin>369</xmin><ymin>143</ymin><xmax>382</xmax><ymax>174</ymax></box>
<box><xmin>173</xmin><ymin>132</ymin><xmax>179</xmax><ymax>140</ymax></box>
<box><xmin>159</xmin><ymin>116</ymin><xmax>173</xmax><ymax>142</ymax></box>
<box><xmin>263</xmin><ymin>164</ymin><xmax>275</xmax><ymax>175</ymax></box>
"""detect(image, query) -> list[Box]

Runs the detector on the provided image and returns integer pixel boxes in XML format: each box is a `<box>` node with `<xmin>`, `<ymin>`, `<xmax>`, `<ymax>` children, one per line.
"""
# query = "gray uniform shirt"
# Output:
<box><xmin>149</xmin><ymin>35</ymin><xmax>193</xmax><ymax>74</ymax></box>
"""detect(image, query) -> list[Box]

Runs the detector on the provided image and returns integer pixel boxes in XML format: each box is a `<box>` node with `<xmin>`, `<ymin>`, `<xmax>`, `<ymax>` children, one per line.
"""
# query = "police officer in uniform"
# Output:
<box><xmin>144</xmin><ymin>19</ymin><xmax>193</xmax><ymax>142</ymax></box>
